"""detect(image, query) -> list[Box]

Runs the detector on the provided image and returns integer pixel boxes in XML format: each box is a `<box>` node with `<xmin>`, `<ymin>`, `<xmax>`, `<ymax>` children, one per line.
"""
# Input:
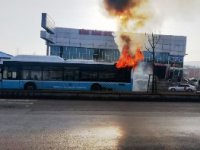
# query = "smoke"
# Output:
<box><xmin>115</xmin><ymin>32</ymin><xmax>146</xmax><ymax>55</ymax></box>
<box><xmin>103</xmin><ymin>0</ymin><xmax>199</xmax><ymax>33</ymax></box>
<box><xmin>103</xmin><ymin>0</ymin><xmax>150</xmax><ymax>69</ymax></box>
<box><xmin>154</xmin><ymin>0</ymin><xmax>199</xmax><ymax>20</ymax></box>
<box><xmin>146</xmin><ymin>0</ymin><xmax>200</xmax><ymax>31</ymax></box>
<box><xmin>132</xmin><ymin>62</ymin><xmax>152</xmax><ymax>91</ymax></box>
<box><xmin>103</xmin><ymin>0</ymin><xmax>150</xmax><ymax>31</ymax></box>
<box><xmin>104</xmin><ymin>0</ymin><xmax>142</xmax><ymax>14</ymax></box>
<box><xmin>102</xmin><ymin>0</ymin><xmax>199</xmax><ymax>45</ymax></box>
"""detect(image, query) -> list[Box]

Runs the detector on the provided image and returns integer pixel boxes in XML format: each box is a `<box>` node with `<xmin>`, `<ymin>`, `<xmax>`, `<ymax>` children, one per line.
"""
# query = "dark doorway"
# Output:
<box><xmin>155</xmin><ymin>66</ymin><xmax>167</xmax><ymax>79</ymax></box>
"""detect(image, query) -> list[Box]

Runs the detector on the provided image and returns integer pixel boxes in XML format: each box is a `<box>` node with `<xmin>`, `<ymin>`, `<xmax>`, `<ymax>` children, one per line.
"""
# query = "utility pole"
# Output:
<box><xmin>145</xmin><ymin>33</ymin><xmax>160</xmax><ymax>94</ymax></box>
<box><xmin>46</xmin><ymin>41</ymin><xmax>50</xmax><ymax>56</ymax></box>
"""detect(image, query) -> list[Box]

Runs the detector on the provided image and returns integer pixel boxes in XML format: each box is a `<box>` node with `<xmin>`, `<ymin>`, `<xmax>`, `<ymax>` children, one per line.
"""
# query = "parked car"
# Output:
<box><xmin>168</xmin><ymin>83</ymin><xmax>196</xmax><ymax>92</ymax></box>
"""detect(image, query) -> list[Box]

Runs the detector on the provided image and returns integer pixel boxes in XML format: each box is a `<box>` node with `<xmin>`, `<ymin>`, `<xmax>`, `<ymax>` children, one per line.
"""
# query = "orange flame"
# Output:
<box><xmin>116</xmin><ymin>46</ymin><xmax>144</xmax><ymax>69</ymax></box>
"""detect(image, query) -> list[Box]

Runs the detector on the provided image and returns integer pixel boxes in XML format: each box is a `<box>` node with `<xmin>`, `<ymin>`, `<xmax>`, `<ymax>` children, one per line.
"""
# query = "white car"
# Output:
<box><xmin>168</xmin><ymin>83</ymin><xmax>196</xmax><ymax>92</ymax></box>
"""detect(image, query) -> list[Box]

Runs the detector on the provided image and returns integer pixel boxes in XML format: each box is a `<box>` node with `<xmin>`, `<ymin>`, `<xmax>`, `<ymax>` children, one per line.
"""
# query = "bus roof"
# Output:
<box><xmin>10</xmin><ymin>55</ymin><xmax>65</xmax><ymax>62</ymax></box>
<box><xmin>64</xmin><ymin>59</ymin><xmax>114</xmax><ymax>65</ymax></box>
<box><xmin>7</xmin><ymin>55</ymin><xmax>115</xmax><ymax>66</ymax></box>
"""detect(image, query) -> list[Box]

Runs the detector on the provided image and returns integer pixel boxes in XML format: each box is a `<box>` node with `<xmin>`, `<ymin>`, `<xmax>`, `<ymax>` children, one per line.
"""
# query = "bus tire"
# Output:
<box><xmin>24</xmin><ymin>82</ymin><xmax>36</xmax><ymax>90</ymax></box>
<box><xmin>91</xmin><ymin>83</ymin><xmax>102</xmax><ymax>91</ymax></box>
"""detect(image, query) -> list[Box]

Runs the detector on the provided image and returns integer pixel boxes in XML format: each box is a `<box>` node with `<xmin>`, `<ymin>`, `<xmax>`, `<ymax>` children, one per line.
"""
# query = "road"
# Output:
<box><xmin>0</xmin><ymin>99</ymin><xmax>200</xmax><ymax>149</ymax></box>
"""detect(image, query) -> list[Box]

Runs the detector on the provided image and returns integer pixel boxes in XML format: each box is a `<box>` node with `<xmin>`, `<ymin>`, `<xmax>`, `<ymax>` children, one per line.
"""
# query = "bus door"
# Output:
<box><xmin>64</xmin><ymin>67</ymin><xmax>80</xmax><ymax>90</ymax></box>
<box><xmin>0</xmin><ymin>67</ymin><xmax>2</xmax><ymax>88</ymax></box>
<box><xmin>41</xmin><ymin>67</ymin><xmax>64</xmax><ymax>90</ymax></box>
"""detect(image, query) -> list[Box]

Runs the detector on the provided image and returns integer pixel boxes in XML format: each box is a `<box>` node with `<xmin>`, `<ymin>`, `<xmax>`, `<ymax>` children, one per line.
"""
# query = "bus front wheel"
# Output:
<box><xmin>91</xmin><ymin>84</ymin><xmax>102</xmax><ymax>91</ymax></box>
<box><xmin>24</xmin><ymin>82</ymin><xmax>36</xmax><ymax>90</ymax></box>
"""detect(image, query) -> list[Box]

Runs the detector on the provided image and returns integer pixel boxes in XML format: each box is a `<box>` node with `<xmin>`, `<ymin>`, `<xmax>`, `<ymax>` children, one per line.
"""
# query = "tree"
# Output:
<box><xmin>145</xmin><ymin>33</ymin><xmax>160</xmax><ymax>94</ymax></box>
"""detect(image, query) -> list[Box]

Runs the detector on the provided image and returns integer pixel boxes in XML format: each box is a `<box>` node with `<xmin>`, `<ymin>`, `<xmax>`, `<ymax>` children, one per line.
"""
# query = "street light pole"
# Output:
<box><xmin>46</xmin><ymin>41</ymin><xmax>49</xmax><ymax>56</ymax></box>
<box><xmin>152</xmin><ymin>36</ymin><xmax>155</xmax><ymax>93</ymax></box>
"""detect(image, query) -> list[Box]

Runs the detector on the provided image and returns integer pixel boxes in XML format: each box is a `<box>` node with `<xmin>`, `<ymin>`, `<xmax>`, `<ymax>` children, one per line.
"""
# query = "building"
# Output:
<box><xmin>0</xmin><ymin>51</ymin><xmax>13</xmax><ymax>64</ymax></box>
<box><xmin>40</xmin><ymin>13</ymin><xmax>187</xmax><ymax>80</ymax></box>
<box><xmin>0</xmin><ymin>51</ymin><xmax>12</xmax><ymax>76</ymax></box>
<box><xmin>183</xmin><ymin>66</ymin><xmax>200</xmax><ymax>80</ymax></box>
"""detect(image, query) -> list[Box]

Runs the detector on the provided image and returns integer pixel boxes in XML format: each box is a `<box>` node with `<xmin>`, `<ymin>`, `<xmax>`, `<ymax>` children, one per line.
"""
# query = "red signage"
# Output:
<box><xmin>91</xmin><ymin>30</ymin><xmax>102</xmax><ymax>35</ymax></box>
<box><xmin>79</xmin><ymin>29</ymin><xmax>90</xmax><ymax>35</ymax></box>
<box><xmin>79</xmin><ymin>29</ymin><xmax>112</xmax><ymax>36</ymax></box>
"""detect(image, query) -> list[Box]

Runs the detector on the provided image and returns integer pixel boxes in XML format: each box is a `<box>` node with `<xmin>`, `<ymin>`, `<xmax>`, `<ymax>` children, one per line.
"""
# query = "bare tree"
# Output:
<box><xmin>145</xmin><ymin>33</ymin><xmax>160</xmax><ymax>93</ymax></box>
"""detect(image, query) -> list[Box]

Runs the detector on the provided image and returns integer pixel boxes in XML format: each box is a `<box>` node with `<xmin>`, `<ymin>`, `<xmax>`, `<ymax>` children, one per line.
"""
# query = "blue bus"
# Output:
<box><xmin>0</xmin><ymin>55</ymin><xmax>132</xmax><ymax>92</ymax></box>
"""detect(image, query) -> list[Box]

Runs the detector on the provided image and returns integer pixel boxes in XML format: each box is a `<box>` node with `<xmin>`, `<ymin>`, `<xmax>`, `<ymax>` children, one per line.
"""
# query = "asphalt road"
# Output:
<box><xmin>0</xmin><ymin>99</ymin><xmax>200</xmax><ymax>149</ymax></box>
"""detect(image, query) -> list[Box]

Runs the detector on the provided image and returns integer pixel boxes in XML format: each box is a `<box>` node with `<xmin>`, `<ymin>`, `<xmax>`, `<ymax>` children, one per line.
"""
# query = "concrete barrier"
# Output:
<box><xmin>0</xmin><ymin>90</ymin><xmax>200</xmax><ymax>102</ymax></box>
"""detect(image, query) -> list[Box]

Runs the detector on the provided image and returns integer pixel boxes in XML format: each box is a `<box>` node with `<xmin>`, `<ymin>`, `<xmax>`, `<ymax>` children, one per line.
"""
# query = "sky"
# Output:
<box><xmin>0</xmin><ymin>0</ymin><xmax>200</xmax><ymax>62</ymax></box>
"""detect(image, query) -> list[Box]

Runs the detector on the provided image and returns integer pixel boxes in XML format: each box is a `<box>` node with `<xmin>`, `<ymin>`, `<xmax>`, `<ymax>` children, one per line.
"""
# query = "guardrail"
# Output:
<box><xmin>0</xmin><ymin>90</ymin><xmax>200</xmax><ymax>102</ymax></box>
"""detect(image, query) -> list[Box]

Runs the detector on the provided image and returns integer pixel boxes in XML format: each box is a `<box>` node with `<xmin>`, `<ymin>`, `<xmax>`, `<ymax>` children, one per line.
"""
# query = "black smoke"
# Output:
<box><xmin>104</xmin><ymin>0</ymin><xmax>142</xmax><ymax>15</ymax></box>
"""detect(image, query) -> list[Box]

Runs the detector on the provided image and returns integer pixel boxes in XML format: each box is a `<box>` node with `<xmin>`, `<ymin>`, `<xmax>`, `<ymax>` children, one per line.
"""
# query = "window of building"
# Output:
<box><xmin>51</xmin><ymin>46</ymin><xmax>60</xmax><ymax>56</ymax></box>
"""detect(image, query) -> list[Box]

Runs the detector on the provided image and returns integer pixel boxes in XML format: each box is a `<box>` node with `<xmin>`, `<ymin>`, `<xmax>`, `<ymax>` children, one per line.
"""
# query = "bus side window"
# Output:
<box><xmin>64</xmin><ymin>68</ymin><xmax>79</xmax><ymax>81</ymax></box>
<box><xmin>7</xmin><ymin>72</ymin><xmax>12</xmax><ymax>79</ymax></box>
<box><xmin>7</xmin><ymin>71</ymin><xmax>17</xmax><ymax>79</ymax></box>
<box><xmin>0</xmin><ymin>68</ymin><xmax>1</xmax><ymax>80</ymax></box>
<box><xmin>2</xmin><ymin>67</ymin><xmax>17</xmax><ymax>80</ymax></box>
<box><xmin>12</xmin><ymin>72</ymin><xmax>17</xmax><ymax>79</ymax></box>
<box><xmin>0</xmin><ymin>68</ymin><xmax>2</xmax><ymax>80</ymax></box>
<box><xmin>64</xmin><ymin>70</ymin><xmax>73</xmax><ymax>81</ymax></box>
<box><xmin>3</xmin><ymin>69</ymin><xmax>8</xmax><ymax>79</ymax></box>
<box><xmin>22</xmin><ymin>70</ymin><xmax>31</xmax><ymax>80</ymax></box>
<box><xmin>34</xmin><ymin>75</ymin><xmax>38</xmax><ymax>80</ymax></box>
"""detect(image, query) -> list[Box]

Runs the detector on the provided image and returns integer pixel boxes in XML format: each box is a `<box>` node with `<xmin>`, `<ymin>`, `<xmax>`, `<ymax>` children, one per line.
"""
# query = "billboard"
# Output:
<box><xmin>41</xmin><ymin>13</ymin><xmax>55</xmax><ymax>34</ymax></box>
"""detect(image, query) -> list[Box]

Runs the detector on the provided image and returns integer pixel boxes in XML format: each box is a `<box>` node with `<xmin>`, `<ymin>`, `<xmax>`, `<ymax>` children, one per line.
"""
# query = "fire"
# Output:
<box><xmin>115</xmin><ymin>34</ymin><xmax>144</xmax><ymax>69</ymax></box>
<box><xmin>116</xmin><ymin>46</ymin><xmax>144</xmax><ymax>69</ymax></box>
<box><xmin>103</xmin><ymin>0</ymin><xmax>150</xmax><ymax>69</ymax></box>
